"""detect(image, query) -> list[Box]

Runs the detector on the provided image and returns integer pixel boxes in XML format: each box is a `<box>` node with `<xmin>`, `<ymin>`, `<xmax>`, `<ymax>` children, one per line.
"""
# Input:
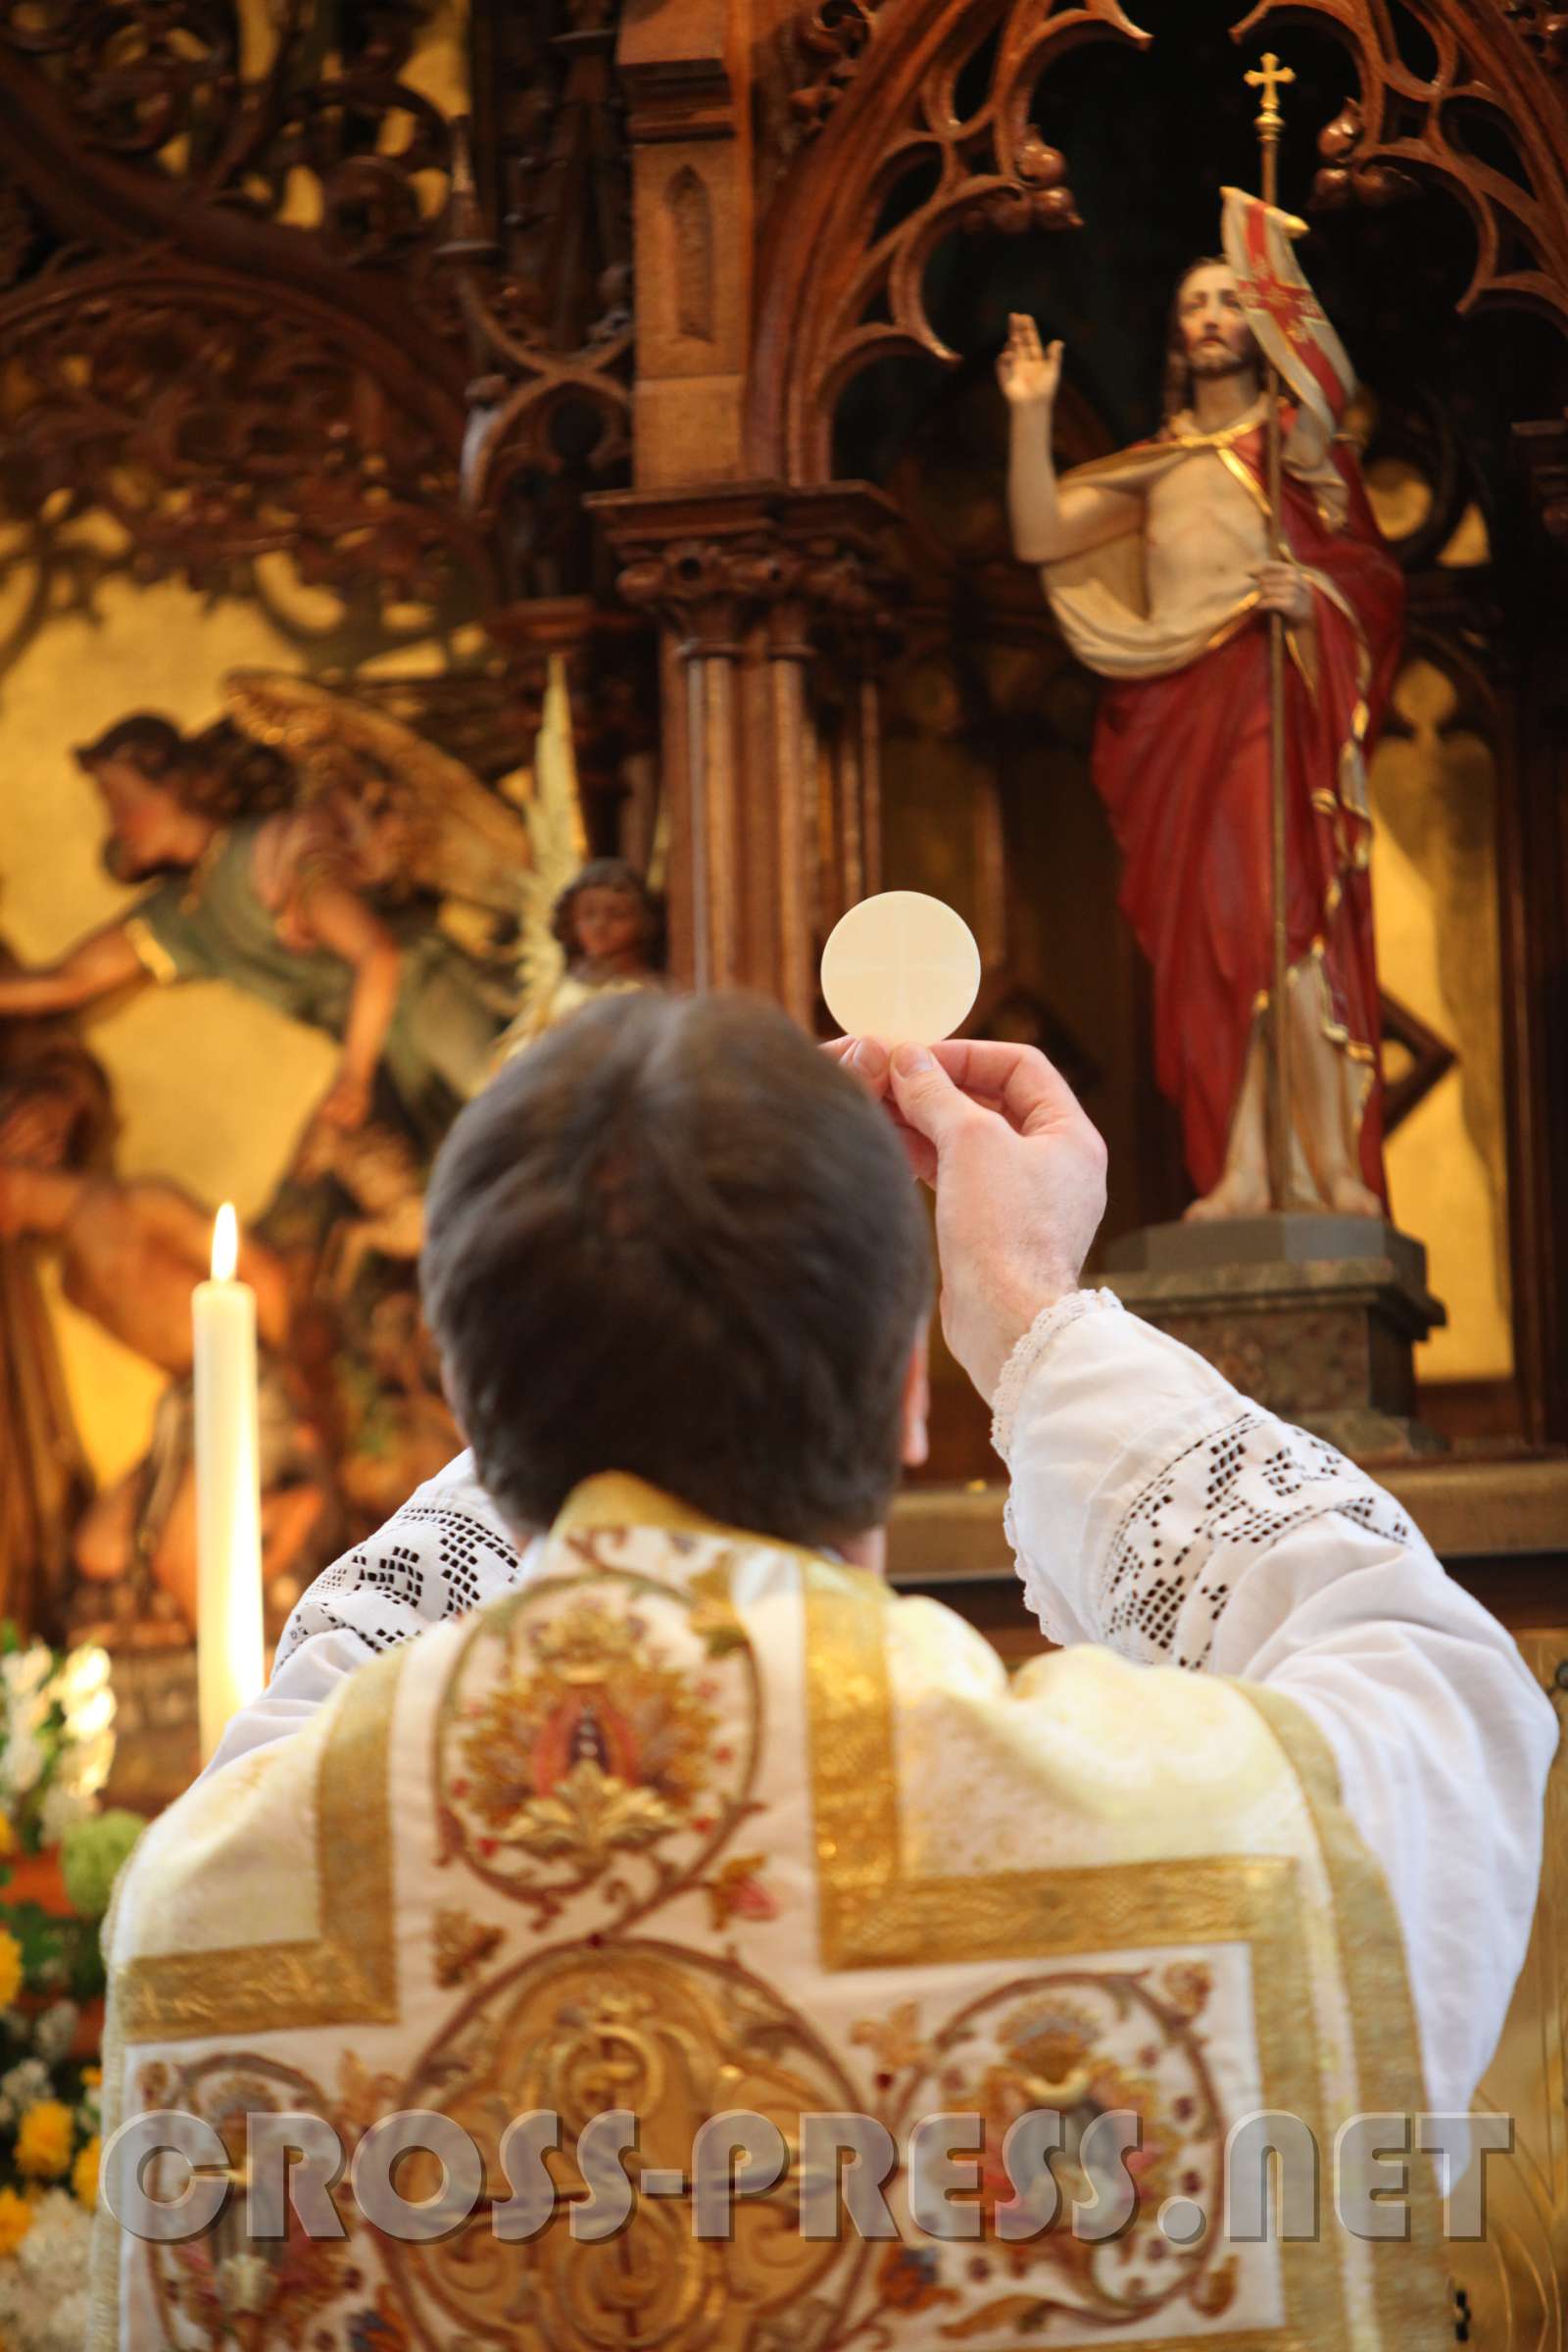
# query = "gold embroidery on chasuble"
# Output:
<box><xmin>135</xmin><ymin>2050</ymin><xmax>383</xmax><ymax>2352</ymax></box>
<box><xmin>386</xmin><ymin>1940</ymin><xmax>867</xmax><ymax>2352</ymax></box>
<box><xmin>96</xmin><ymin>1481</ymin><xmax>1446</xmax><ymax>2352</ymax></box>
<box><xmin>802</xmin><ymin>1562</ymin><xmax>1449</xmax><ymax>2348</ymax></box>
<box><xmin>116</xmin><ymin>1652</ymin><xmax>405</xmax><ymax>2042</ymax></box>
<box><xmin>431</xmin><ymin>1531</ymin><xmax>765</xmax><ymax>1934</ymax></box>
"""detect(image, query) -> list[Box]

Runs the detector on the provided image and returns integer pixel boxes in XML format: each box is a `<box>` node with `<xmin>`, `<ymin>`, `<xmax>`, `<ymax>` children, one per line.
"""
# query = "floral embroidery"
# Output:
<box><xmin>875</xmin><ymin>1968</ymin><xmax>1228</xmax><ymax>2339</ymax></box>
<box><xmin>877</xmin><ymin>2243</ymin><xmax>959</xmax><ymax>2314</ymax></box>
<box><xmin>431</xmin><ymin>1909</ymin><xmax>504</xmax><ymax>1989</ymax></box>
<box><xmin>434</xmin><ymin>1568</ymin><xmax>762</xmax><ymax>1929</ymax></box>
<box><xmin>461</xmin><ymin>1596</ymin><xmax>715</xmax><ymax>1850</ymax></box>
<box><xmin>335</xmin><ymin>2051</ymin><xmax>405</xmax><ymax>2155</ymax></box>
<box><xmin>390</xmin><ymin>1940</ymin><xmax>862</xmax><ymax>2352</ymax></box>
<box><xmin>851</xmin><ymin>2000</ymin><xmax>934</xmax><ymax>2081</ymax></box>
<box><xmin>701</xmin><ymin>1853</ymin><xmax>779</xmax><ymax>1930</ymax></box>
<box><xmin>347</xmin><ymin>2285</ymin><xmax>414</xmax><ymax>2350</ymax></box>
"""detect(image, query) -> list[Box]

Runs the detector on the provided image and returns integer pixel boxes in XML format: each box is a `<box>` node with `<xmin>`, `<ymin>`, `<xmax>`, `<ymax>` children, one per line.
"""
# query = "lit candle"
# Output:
<box><xmin>193</xmin><ymin>1203</ymin><xmax>265</xmax><ymax>1765</ymax></box>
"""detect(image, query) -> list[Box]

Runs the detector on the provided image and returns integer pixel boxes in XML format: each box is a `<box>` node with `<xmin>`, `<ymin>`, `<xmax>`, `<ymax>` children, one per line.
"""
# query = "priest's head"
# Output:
<box><xmin>1163</xmin><ymin>258</ymin><xmax>1262</xmax><ymax>420</ymax></box>
<box><xmin>420</xmin><ymin>991</ymin><xmax>933</xmax><ymax>1552</ymax></box>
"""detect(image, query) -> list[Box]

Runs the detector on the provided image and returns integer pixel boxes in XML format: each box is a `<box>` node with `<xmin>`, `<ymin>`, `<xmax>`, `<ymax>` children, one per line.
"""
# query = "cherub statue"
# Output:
<box><xmin>492</xmin><ymin>658</ymin><xmax>666</xmax><ymax>1063</ymax></box>
<box><xmin>494</xmin><ymin>858</ymin><xmax>666</xmax><ymax>1064</ymax></box>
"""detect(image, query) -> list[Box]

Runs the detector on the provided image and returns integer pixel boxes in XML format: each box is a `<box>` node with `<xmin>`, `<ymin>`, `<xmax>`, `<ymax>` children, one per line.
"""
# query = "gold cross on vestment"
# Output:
<box><xmin>1246</xmin><ymin>51</ymin><xmax>1295</xmax><ymax>133</ymax></box>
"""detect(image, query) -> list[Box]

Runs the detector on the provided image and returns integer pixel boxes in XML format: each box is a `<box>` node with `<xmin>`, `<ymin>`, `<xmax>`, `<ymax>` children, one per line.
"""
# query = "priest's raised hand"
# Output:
<box><xmin>833</xmin><ymin>1034</ymin><xmax>1107</xmax><ymax>1402</ymax></box>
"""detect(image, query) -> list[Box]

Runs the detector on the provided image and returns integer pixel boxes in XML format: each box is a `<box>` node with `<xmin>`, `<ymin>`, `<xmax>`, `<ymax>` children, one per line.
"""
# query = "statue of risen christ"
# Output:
<box><xmin>1002</xmin><ymin>248</ymin><xmax>1405</xmax><ymax>1220</ymax></box>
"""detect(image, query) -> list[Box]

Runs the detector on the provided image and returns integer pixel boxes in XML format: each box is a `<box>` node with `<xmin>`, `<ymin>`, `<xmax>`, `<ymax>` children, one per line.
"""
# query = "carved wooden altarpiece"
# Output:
<box><xmin>2</xmin><ymin>2</ymin><xmax>1567</xmax><ymax>2339</ymax></box>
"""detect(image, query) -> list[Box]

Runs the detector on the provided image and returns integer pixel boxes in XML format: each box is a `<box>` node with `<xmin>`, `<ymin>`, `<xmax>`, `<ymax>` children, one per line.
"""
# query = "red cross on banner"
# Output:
<box><xmin>1220</xmin><ymin>187</ymin><xmax>1355</xmax><ymax>453</ymax></box>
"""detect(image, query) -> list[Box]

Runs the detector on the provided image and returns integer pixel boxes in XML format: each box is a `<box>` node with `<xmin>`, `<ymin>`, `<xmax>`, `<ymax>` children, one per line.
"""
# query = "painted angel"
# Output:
<box><xmin>0</xmin><ymin>677</ymin><xmax>533</xmax><ymax>1155</ymax></box>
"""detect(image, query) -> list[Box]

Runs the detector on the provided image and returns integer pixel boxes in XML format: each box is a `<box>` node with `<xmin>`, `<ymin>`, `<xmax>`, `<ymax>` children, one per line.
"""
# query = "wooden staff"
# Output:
<box><xmin>1246</xmin><ymin>50</ymin><xmax>1296</xmax><ymax>1212</ymax></box>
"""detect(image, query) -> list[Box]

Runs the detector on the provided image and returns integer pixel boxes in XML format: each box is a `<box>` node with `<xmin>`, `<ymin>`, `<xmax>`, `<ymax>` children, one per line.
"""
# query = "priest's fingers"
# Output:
<box><xmin>928</xmin><ymin>1038</ymin><xmax>1081</xmax><ymax>1136</ymax></box>
<box><xmin>823</xmin><ymin>1036</ymin><xmax>936</xmax><ymax>1182</ymax></box>
<box><xmin>888</xmin><ymin>1041</ymin><xmax>1107</xmax><ymax>1400</ymax></box>
<box><xmin>822</xmin><ymin>1033</ymin><xmax>891</xmax><ymax>1102</ymax></box>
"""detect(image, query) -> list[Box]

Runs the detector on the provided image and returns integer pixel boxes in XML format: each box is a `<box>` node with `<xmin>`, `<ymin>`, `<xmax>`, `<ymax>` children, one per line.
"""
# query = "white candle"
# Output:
<box><xmin>193</xmin><ymin>1203</ymin><xmax>265</xmax><ymax>1765</ymax></box>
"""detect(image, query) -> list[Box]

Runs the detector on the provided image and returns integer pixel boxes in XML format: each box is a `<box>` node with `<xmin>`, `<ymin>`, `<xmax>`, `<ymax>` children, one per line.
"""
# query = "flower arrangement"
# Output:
<box><xmin>0</xmin><ymin>1631</ymin><xmax>145</xmax><ymax>2352</ymax></box>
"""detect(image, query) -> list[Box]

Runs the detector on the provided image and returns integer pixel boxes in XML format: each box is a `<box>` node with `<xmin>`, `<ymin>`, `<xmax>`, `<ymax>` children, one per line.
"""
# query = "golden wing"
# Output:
<box><xmin>514</xmin><ymin>655</ymin><xmax>589</xmax><ymax>1025</ymax></box>
<box><xmin>222</xmin><ymin>670</ymin><xmax>532</xmax><ymax>913</ymax></box>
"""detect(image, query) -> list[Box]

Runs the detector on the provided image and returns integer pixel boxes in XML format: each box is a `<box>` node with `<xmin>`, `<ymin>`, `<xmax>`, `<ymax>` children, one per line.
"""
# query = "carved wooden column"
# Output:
<box><xmin>616</xmin><ymin>0</ymin><xmax>753</xmax><ymax>488</ymax></box>
<box><xmin>614</xmin><ymin>533</ymin><xmax>749</xmax><ymax>987</ymax></box>
<box><xmin>735</xmin><ymin>547</ymin><xmax>817</xmax><ymax>1021</ymax></box>
<box><xmin>590</xmin><ymin>483</ymin><xmax>906</xmax><ymax>1008</ymax></box>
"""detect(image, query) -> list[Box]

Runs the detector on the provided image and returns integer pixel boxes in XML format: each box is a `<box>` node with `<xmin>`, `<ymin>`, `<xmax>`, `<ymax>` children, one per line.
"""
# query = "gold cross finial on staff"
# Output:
<box><xmin>1246</xmin><ymin>51</ymin><xmax>1295</xmax><ymax>136</ymax></box>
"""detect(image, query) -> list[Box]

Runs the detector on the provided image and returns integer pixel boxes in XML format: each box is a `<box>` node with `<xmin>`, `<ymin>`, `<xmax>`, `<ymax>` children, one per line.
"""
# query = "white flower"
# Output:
<box><xmin>40</xmin><ymin>2289</ymin><xmax>90</xmax><ymax>2352</ymax></box>
<box><xmin>37</xmin><ymin>1784</ymin><xmax>90</xmax><ymax>1847</ymax></box>
<box><xmin>0</xmin><ymin>2058</ymin><xmax>49</xmax><ymax>2125</ymax></box>
<box><xmin>16</xmin><ymin>2193</ymin><xmax>95</xmax><ymax>2341</ymax></box>
<box><xmin>61</xmin><ymin>1686</ymin><xmax>114</xmax><ymax>1747</ymax></box>
<box><xmin>0</xmin><ymin>2263</ymin><xmax>26</xmax><ymax>2328</ymax></box>
<box><xmin>1</xmin><ymin>1728</ymin><xmax>44</xmax><ymax>1797</ymax></box>
<box><xmin>31</xmin><ymin>2002</ymin><xmax>77</xmax><ymax>2066</ymax></box>
<box><xmin>52</xmin><ymin>1646</ymin><xmax>109</xmax><ymax>1721</ymax></box>
<box><xmin>80</xmin><ymin>1727</ymin><xmax>115</xmax><ymax>1794</ymax></box>
<box><xmin>1</xmin><ymin>1648</ymin><xmax>54</xmax><ymax>1707</ymax></box>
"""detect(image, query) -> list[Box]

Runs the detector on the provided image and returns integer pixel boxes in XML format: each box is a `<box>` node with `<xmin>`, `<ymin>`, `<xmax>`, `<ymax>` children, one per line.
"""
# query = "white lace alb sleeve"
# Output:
<box><xmin>274</xmin><ymin>1449</ymin><xmax>526</xmax><ymax>1666</ymax></box>
<box><xmin>201</xmin><ymin>1452</ymin><xmax>535</xmax><ymax>1777</ymax></box>
<box><xmin>1001</xmin><ymin>1291</ymin><xmax>1560</xmax><ymax>2121</ymax></box>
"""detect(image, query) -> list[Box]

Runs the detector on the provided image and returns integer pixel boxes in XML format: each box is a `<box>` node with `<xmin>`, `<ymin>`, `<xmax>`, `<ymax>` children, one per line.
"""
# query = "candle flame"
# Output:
<box><xmin>212</xmin><ymin>1202</ymin><xmax>239</xmax><ymax>1283</ymax></box>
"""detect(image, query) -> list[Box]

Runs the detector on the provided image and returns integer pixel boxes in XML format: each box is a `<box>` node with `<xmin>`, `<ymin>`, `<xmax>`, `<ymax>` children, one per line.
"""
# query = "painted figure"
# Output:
<box><xmin>0</xmin><ymin>680</ymin><xmax>532</xmax><ymax>1154</ymax></box>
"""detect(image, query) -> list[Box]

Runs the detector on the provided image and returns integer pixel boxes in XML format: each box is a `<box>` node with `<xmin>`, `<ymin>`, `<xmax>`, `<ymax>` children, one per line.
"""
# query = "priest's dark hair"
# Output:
<box><xmin>420</xmin><ymin>989</ymin><xmax>933</xmax><ymax>1548</ymax></box>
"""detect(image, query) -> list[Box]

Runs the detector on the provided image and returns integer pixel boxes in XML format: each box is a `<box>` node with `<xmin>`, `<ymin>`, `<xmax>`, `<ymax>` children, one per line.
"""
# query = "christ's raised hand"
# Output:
<box><xmin>997</xmin><ymin>315</ymin><xmax>1063</xmax><ymax>410</ymax></box>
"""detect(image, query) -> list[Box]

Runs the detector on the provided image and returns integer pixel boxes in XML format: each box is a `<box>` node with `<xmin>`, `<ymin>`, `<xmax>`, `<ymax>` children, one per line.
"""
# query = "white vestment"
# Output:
<box><xmin>93</xmin><ymin>1294</ymin><xmax>1555</xmax><ymax>2351</ymax></box>
<box><xmin>213</xmin><ymin>1291</ymin><xmax>1551</xmax><ymax>2130</ymax></box>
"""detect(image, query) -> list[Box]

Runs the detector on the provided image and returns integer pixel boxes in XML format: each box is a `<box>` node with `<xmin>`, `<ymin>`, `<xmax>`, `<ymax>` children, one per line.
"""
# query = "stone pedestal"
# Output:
<box><xmin>1099</xmin><ymin>1216</ymin><xmax>1447</xmax><ymax>1459</ymax></box>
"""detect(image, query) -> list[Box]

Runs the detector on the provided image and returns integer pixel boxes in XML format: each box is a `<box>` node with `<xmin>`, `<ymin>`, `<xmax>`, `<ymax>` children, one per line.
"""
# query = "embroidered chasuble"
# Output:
<box><xmin>91</xmin><ymin>1469</ymin><xmax>1447</xmax><ymax>2351</ymax></box>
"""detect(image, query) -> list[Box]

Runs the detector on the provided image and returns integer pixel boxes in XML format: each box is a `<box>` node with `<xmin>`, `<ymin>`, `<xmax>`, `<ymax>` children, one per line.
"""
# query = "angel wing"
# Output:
<box><xmin>221</xmin><ymin>670</ymin><xmax>533</xmax><ymax>915</ymax></box>
<box><xmin>512</xmin><ymin>655</ymin><xmax>589</xmax><ymax>1029</ymax></box>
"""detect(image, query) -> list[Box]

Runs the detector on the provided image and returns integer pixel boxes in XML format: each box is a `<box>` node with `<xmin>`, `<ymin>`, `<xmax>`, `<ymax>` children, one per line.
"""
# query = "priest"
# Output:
<box><xmin>90</xmin><ymin>994</ymin><xmax>1553</xmax><ymax>2351</ymax></box>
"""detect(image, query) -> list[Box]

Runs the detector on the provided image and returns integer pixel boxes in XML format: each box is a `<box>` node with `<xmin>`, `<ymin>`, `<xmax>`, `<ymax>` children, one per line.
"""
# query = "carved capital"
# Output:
<box><xmin>617</xmin><ymin>537</ymin><xmax>754</xmax><ymax>653</ymax></box>
<box><xmin>592</xmin><ymin>481</ymin><xmax>912</xmax><ymax>662</ymax></box>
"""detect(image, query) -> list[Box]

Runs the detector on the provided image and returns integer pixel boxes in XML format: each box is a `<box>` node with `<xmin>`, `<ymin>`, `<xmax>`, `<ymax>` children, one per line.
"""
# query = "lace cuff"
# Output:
<box><xmin>1096</xmin><ymin>1411</ymin><xmax>1415</xmax><ymax>1667</ymax></box>
<box><xmin>989</xmin><ymin>1288</ymin><xmax>1124</xmax><ymax>1465</ymax></box>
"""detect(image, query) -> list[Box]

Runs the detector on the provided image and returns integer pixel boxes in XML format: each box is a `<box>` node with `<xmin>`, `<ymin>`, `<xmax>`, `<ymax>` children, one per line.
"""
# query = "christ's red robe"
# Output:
<box><xmin>1079</xmin><ymin>418</ymin><xmax>1404</xmax><ymax>1201</ymax></box>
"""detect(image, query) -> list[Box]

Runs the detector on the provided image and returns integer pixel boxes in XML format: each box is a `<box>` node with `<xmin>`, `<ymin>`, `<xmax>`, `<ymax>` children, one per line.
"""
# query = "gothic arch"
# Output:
<box><xmin>750</xmin><ymin>0</ymin><xmax>1568</xmax><ymax>487</ymax></box>
<box><xmin>1236</xmin><ymin>0</ymin><xmax>1568</xmax><ymax>329</ymax></box>
<box><xmin>748</xmin><ymin>0</ymin><xmax>1151</xmax><ymax>481</ymax></box>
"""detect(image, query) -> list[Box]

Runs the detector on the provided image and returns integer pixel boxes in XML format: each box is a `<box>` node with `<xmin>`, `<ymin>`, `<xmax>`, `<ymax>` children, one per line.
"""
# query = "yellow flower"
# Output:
<box><xmin>0</xmin><ymin>1932</ymin><xmax>22</xmax><ymax>2012</ymax></box>
<box><xmin>72</xmin><ymin>2135</ymin><xmax>100</xmax><ymax>2212</ymax></box>
<box><xmin>81</xmin><ymin>2067</ymin><xmax>101</xmax><ymax>2090</ymax></box>
<box><xmin>15</xmin><ymin>2100</ymin><xmax>74</xmax><ymax>2180</ymax></box>
<box><xmin>0</xmin><ymin>2186</ymin><xmax>31</xmax><ymax>2256</ymax></box>
<box><xmin>0</xmin><ymin>1814</ymin><xmax>15</xmax><ymax>1859</ymax></box>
